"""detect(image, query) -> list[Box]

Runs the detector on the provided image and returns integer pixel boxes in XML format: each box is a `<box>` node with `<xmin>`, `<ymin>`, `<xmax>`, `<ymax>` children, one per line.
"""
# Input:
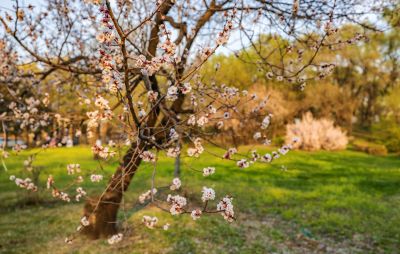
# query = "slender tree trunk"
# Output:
<box><xmin>82</xmin><ymin>143</ymin><xmax>144</xmax><ymax>239</ymax></box>
<box><xmin>2</xmin><ymin>123</ymin><xmax>7</xmax><ymax>148</ymax></box>
<box><xmin>174</xmin><ymin>153</ymin><xmax>181</xmax><ymax>178</ymax></box>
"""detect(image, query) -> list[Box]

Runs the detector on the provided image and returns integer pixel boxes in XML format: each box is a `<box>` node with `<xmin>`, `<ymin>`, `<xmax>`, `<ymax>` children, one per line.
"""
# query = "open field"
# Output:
<box><xmin>0</xmin><ymin>146</ymin><xmax>400</xmax><ymax>253</ymax></box>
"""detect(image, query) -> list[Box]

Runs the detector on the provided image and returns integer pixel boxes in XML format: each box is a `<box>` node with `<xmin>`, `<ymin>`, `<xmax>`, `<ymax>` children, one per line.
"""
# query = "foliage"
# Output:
<box><xmin>286</xmin><ymin>112</ymin><xmax>348</xmax><ymax>151</ymax></box>
<box><xmin>371</xmin><ymin>121</ymin><xmax>400</xmax><ymax>153</ymax></box>
<box><xmin>201</xmin><ymin>22</ymin><xmax>400</xmax><ymax>136</ymax></box>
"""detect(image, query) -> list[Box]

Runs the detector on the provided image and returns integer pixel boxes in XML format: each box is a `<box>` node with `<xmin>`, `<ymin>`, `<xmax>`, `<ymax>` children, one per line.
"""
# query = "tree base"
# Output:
<box><xmin>81</xmin><ymin>195</ymin><xmax>120</xmax><ymax>239</ymax></box>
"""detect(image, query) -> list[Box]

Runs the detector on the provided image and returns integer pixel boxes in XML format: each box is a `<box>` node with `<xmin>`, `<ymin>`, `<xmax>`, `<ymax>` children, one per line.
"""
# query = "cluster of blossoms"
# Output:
<box><xmin>52</xmin><ymin>189</ymin><xmax>71</xmax><ymax>202</ymax></box>
<box><xmin>140</xmin><ymin>151</ymin><xmax>156</xmax><ymax>162</ymax></box>
<box><xmin>237</xmin><ymin>159</ymin><xmax>250</xmax><ymax>168</ymax></box>
<box><xmin>195</xmin><ymin>9</ymin><xmax>237</xmax><ymax>60</ymax></box>
<box><xmin>187</xmin><ymin>102</ymin><xmax>221</xmax><ymax>128</ymax></box>
<box><xmin>187</xmin><ymin>138</ymin><xmax>204</xmax><ymax>157</ymax></box>
<box><xmin>200</xmin><ymin>47</ymin><xmax>214</xmax><ymax>61</ymax></box>
<box><xmin>216</xmin><ymin>10</ymin><xmax>235</xmax><ymax>46</ymax></box>
<box><xmin>75</xmin><ymin>187</ymin><xmax>87</xmax><ymax>202</ymax></box>
<box><xmin>253</xmin><ymin>132</ymin><xmax>262</xmax><ymax>140</ymax></box>
<box><xmin>87</xmin><ymin>96</ymin><xmax>113</xmax><ymax>139</ymax></box>
<box><xmin>219</xmin><ymin>84</ymin><xmax>241</xmax><ymax>99</ymax></box>
<box><xmin>8</xmin><ymin>99</ymin><xmax>49</xmax><ymax>131</ymax></box>
<box><xmin>169</xmin><ymin>128</ymin><xmax>179</xmax><ymax>141</ymax></box>
<box><xmin>159</xmin><ymin>24</ymin><xmax>176</xmax><ymax>55</ymax></box>
<box><xmin>261</xmin><ymin>114</ymin><xmax>272</xmax><ymax>129</ymax></box>
<box><xmin>107</xmin><ymin>233</ymin><xmax>123</xmax><ymax>245</ymax></box>
<box><xmin>91</xmin><ymin>144</ymin><xmax>116</xmax><ymax>159</ymax></box>
<box><xmin>201</xmin><ymin>187</ymin><xmax>216</xmax><ymax>202</ymax></box>
<box><xmin>187</xmin><ymin>115</ymin><xmax>196</xmax><ymax>126</ymax></box>
<box><xmin>166</xmin><ymin>82</ymin><xmax>192</xmax><ymax>102</ymax></box>
<box><xmin>90</xmin><ymin>174</ymin><xmax>103</xmax><ymax>182</ymax></box>
<box><xmin>135</xmin><ymin>24</ymin><xmax>178</xmax><ymax>76</ymax></box>
<box><xmin>94</xmin><ymin>96</ymin><xmax>111</xmax><ymax>111</ymax></box>
<box><xmin>147</xmin><ymin>90</ymin><xmax>159</xmax><ymax>103</ymax></box>
<box><xmin>191</xmin><ymin>209</ymin><xmax>202</xmax><ymax>221</ymax></box>
<box><xmin>250</xmin><ymin>138</ymin><xmax>300</xmax><ymax>164</ymax></box>
<box><xmin>196</xmin><ymin>116</ymin><xmax>209</xmax><ymax>127</ymax></box>
<box><xmin>223</xmin><ymin>147</ymin><xmax>237</xmax><ymax>160</ymax></box>
<box><xmin>166</xmin><ymin>147</ymin><xmax>180</xmax><ymax>158</ymax></box>
<box><xmin>217</xmin><ymin>197</ymin><xmax>235</xmax><ymax>222</ymax></box>
<box><xmin>203</xmin><ymin>167</ymin><xmax>215</xmax><ymax>177</ymax></box>
<box><xmin>142</xmin><ymin>215</ymin><xmax>158</xmax><ymax>229</ymax></box>
<box><xmin>135</xmin><ymin>54</ymin><xmax>169</xmax><ymax>76</ymax></box>
<box><xmin>138</xmin><ymin>188</ymin><xmax>157</xmax><ymax>204</ymax></box>
<box><xmin>167</xmin><ymin>194</ymin><xmax>187</xmax><ymax>215</ymax></box>
<box><xmin>316</xmin><ymin>63</ymin><xmax>336</xmax><ymax>80</ymax></box>
<box><xmin>9</xmin><ymin>175</ymin><xmax>37</xmax><ymax>191</ymax></box>
<box><xmin>97</xmin><ymin>5</ymin><xmax>121</xmax><ymax>94</ymax></box>
<box><xmin>324</xmin><ymin>21</ymin><xmax>338</xmax><ymax>36</ymax></box>
<box><xmin>170</xmin><ymin>178</ymin><xmax>181</xmax><ymax>191</ymax></box>
<box><xmin>67</xmin><ymin>164</ymin><xmax>81</xmax><ymax>175</ymax></box>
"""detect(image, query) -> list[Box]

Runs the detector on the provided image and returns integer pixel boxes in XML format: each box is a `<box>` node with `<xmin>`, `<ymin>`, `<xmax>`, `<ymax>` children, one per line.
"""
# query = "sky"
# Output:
<box><xmin>0</xmin><ymin>0</ymin><xmax>42</xmax><ymax>11</ymax></box>
<box><xmin>0</xmin><ymin>0</ymin><xmax>246</xmax><ymax>55</ymax></box>
<box><xmin>0</xmin><ymin>0</ymin><xmax>386</xmax><ymax>56</ymax></box>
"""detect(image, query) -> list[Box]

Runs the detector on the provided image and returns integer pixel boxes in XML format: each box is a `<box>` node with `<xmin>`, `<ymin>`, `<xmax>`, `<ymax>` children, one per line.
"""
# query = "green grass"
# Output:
<box><xmin>0</xmin><ymin>146</ymin><xmax>400</xmax><ymax>253</ymax></box>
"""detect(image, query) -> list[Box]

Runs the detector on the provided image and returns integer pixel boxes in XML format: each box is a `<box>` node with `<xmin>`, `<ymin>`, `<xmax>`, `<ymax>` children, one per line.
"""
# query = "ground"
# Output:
<box><xmin>0</xmin><ymin>146</ymin><xmax>399</xmax><ymax>253</ymax></box>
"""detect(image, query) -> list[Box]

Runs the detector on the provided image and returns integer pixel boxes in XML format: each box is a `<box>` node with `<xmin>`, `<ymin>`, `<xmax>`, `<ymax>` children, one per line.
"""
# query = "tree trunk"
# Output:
<box><xmin>174</xmin><ymin>153</ymin><xmax>181</xmax><ymax>178</ymax></box>
<box><xmin>82</xmin><ymin>143</ymin><xmax>144</xmax><ymax>239</ymax></box>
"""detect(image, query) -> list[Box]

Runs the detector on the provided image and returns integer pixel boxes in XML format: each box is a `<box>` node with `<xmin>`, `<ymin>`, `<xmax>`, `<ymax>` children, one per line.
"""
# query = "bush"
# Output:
<box><xmin>372</xmin><ymin>120</ymin><xmax>400</xmax><ymax>153</ymax></box>
<box><xmin>286</xmin><ymin>112</ymin><xmax>348</xmax><ymax>151</ymax></box>
<box><xmin>352</xmin><ymin>139</ymin><xmax>388</xmax><ymax>156</ymax></box>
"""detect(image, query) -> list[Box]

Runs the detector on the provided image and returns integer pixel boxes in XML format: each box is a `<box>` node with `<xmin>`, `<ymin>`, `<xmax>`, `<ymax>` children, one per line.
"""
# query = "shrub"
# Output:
<box><xmin>372</xmin><ymin>120</ymin><xmax>400</xmax><ymax>153</ymax></box>
<box><xmin>286</xmin><ymin>112</ymin><xmax>348</xmax><ymax>151</ymax></box>
<box><xmin>352</xmin><ymin>139</ymin><xmax>388</xmax><ymax>156</ymax></box>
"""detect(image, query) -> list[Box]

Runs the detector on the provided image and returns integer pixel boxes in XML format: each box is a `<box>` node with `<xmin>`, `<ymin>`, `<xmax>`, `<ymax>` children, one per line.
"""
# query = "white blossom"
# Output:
<box><xmin>237</xmin><ymin>159</ymin><xmax>250</xmax><ymax>168</ymax></box>
<box><xmin>167</xmin><ymin>147</ymin><xmax>180</xmax><ymax>158</ymax></box>
<box><xmin>201</xmin><ymin>186</ymin><xmax>215</xmax><ymax>202</ymax></box>
<box><xmin>170</xmin><ymin>178</ymin><xmax>181</xmax><ymax>190</ymax></box>
<box><xmin>261</xmin><ymin>114</ymin><xmax>271</xmax><ymax>129</ymax></box>
<box><xmin>167</xmin><ymin>194</ymin><xmax>187</xmax><ymax>215</ymax></box>
<box><xmin>203</xmin><ymin>167</ymin><xmax>215</xmax><ymax>177</ymax></box>
<box><xmin>90</xmin><ymin>174</ymin><xmax>103</xmax><ymax>182</ymax></box>
<box><xmin>139</xmin><ymin>188</ymin><xmax>157</xmax><ymax>204</ymax></box>
<box><xmin>108</xmin><ymin>233</ymin><xmax>123</xmax><ymax>244</ymax></box>
<box><xmin>142</xmin><ymin>215</ymin><xmax>158</xmax><ymax>229</ymax></box>
<box><xmin>253</xmin><ymin>132</ymin><xmax>262</xmax><ymax>140</ymax></box>
<box><xmin>140</xmin><ymin>151</ymin><xmax>156</xmax><ymax>162</ymax></box>
<box><xmin>191</xmin><ymin>209</ymin><xmax>202</xmax><ymax>220</ymax></box>
<box><xmin>217</xmin><ymin>196</ymin><xmax>235</xmax><ymax>222</ymax></box>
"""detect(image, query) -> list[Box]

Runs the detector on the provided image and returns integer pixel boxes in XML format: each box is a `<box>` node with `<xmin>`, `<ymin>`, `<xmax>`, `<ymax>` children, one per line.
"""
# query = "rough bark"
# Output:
<box><xmin>82</xmin><ymin>143</ymin><xmax>144</xmax><ymax>239</ymax></box>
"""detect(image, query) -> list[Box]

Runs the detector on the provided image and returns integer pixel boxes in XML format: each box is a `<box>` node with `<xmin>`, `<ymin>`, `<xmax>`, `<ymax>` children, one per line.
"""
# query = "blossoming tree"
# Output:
<box><xmin>0</xmin><ymin>0</ymin><xmax>386</xmax><ymax>243</ymax></box>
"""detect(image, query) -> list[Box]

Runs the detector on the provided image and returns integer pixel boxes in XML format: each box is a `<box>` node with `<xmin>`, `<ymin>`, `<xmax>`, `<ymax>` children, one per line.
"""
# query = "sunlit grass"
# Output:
<box><xmin>0</xmin><ymin>146</ymin><xmax>400</xmax><ymax>253</ymax></box>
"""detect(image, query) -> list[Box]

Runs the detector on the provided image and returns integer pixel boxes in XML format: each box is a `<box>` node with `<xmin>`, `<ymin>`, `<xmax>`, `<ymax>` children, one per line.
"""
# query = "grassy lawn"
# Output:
<box><xmin>0</xmin><ymin>146</ymin><xmax>400</xmax><ymax>253</ymax></box>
